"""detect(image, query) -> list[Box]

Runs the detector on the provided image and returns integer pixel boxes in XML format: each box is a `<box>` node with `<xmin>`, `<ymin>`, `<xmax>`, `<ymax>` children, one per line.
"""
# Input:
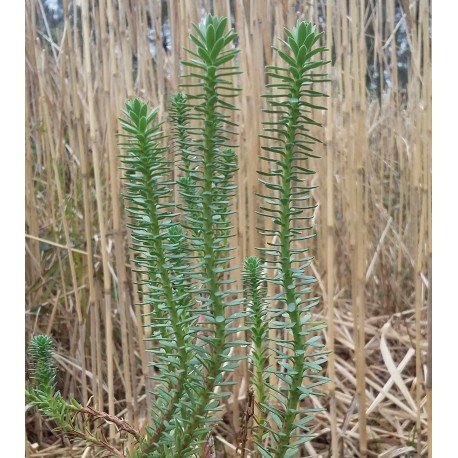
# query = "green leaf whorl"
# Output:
<box><xmin>28</xmin><ymin>335</ymin><xmax>57</xmax><ymax>395</ymax></box>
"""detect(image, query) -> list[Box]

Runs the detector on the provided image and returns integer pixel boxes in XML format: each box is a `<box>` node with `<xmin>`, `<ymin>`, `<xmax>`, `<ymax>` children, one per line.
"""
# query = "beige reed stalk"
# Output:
<box><xmin>341</xmin><ymin>0</ymin><xmax>368</xmax><ymax>453</ymax></box>
<box><xmin>235</xmin><ymin>0</ymin><xmax>267</xmax><ymax>436</ymax></box>
<box><xmin>81</xmin><ymin>0</ymin><xmax>115</xmax><ymax>437</ymax></box>
<box><xmin>425</xmin><ymin>37</ymin><xmax>432</xmax><ymax>458</ymax></box>
<box><xmin>325</xmin><ymin>1</ymin><xmax>339</xmax><ymax>455</ymax></box>
<box><xmin>167</xmin><ymin>0</ymin><xmax>180</xmax><ymax>93</ymax></box>
<box><xmin>409</xmin><ymin>1</ymin><xmax>429</xmax><ymax>455</ymax></box>
<box><xmin>25</xmin><ymin>72</ymin><xmax>42</xmax><ymax>299</ymax></box>
<box><xmin>119</xmin><ymin>0</ymin><xmax>134</xmax><ymax>97</ymax></box>
<box><xmin>101</xmin><ymin>0</ymin><xmax>137</xmax><ymax>430</ymax></box>
<box><xmin>147</xmin><ymin>0</ymin><xmax>163</xmax><ymax>109</ymax></box>
<box><xmin>25</xmin><ymin>1</ymin><xmax>42</xmax><ymax>297</ymax></box>
<box><xmin>422</xmin><ymin>4</ymin><xmax>432</xmax><ymax>456</ymax></box>
<box><xmin>356</xmin><ymin>0</ymin><xmax>368</xmax><ymax>454</ymax></box>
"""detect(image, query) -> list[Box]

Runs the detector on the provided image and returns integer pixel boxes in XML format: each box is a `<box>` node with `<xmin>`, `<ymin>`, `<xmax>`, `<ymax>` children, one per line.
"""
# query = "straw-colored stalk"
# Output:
<box><xmin>81</xmin><ymin>0</ymin><xmax>115</xmax><ymax>436</ymax></box>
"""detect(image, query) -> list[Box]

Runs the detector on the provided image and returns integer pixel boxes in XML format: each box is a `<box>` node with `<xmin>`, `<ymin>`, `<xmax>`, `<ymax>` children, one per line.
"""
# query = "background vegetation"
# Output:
<box><xmin>25</xmin><ymin>0</ymin><xmax>431</xmax><ymax>456</ymax></box>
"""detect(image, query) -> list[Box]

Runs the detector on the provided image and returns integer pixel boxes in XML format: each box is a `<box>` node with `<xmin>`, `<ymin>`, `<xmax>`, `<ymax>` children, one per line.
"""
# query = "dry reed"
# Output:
<box><xmin>25</xmin><ymin>1</ymin><xmax>431</xmax><ymax>456</ymax></box>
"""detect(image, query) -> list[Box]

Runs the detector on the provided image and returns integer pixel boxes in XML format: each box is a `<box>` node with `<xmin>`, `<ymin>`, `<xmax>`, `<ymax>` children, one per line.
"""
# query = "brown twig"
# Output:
<box><xmin>58</xmin><ymin>420</ymin><xmax>126</xmax><ymax>458</ymax></box>
<box><xmin>78</xmin><ymin>406</ymin><xmax>142</xmax><ymax>442</ymax></box>
<box><xmin>237</xmin><ymin>387</ymin><xmax>255</xmax><ymax>458</ymax></box>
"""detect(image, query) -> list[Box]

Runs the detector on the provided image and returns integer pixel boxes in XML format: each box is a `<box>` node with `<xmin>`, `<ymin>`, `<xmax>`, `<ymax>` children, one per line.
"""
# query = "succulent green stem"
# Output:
<box><xmin>180</xmin><ymin>62</ymin><xmax>228</xmax><ymax>455</ymax></box>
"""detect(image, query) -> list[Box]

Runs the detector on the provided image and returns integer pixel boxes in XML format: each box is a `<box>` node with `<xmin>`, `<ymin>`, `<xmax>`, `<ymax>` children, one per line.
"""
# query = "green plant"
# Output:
<box><xmin>26</xmin><ymin>14</ymin><xmax>329</xmax><ymax>458</ymax></box>
<box><xmin>26</xmin><ymin>335</ymin><xmax>141</xmax><ymax>457</ymax></box>
<box><xmin>253</xmin><ymin>21</ymin><xmax>330</xmax><ymax>457</ymax></box>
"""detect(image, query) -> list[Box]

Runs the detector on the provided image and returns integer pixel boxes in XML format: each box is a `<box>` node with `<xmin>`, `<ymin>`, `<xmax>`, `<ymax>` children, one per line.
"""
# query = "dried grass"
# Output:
<box><xmin>25</xmin><ymin>0</ymin><xmax>431</xmax><ymax>456</ymax></box>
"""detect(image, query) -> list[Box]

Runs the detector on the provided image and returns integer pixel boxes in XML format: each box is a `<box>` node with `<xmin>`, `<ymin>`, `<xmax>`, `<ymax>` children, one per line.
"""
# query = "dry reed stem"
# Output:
<box><xmin>82</xmin><ymin>0</ymin><xmax>116</xmax><ymax>437</ymax></box>
<box><xmin>26</xmin><ymin>0</ymin><xmax>431</xmax><ymax>456</ymax></box>
<box><xmin>325</xmin><ymin>1</ymin><xmax>338</xmax><ymax>455</ymax></box>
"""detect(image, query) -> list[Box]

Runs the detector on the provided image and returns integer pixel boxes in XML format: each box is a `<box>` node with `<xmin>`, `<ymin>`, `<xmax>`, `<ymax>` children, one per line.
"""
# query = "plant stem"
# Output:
<box><xmin>179</xmin><ymin>65</ymin><xmax>228</xmax><ymax>454</ymax></box>
<box><xmin>274</xmin><ymin>91</ymin><xmax>308</xmax><ymax>456</ymax></box>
